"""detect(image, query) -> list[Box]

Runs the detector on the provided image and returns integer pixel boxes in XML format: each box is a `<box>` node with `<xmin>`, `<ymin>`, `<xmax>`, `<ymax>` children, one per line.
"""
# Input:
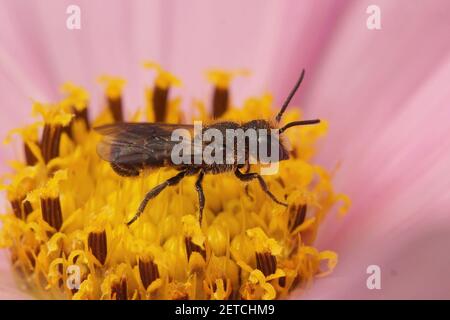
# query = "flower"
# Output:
<box><xmin>1</xmin><ymin>0</ymin><xmax>450</xmax><ymax>299</ymax></box>
<box><xmin>0</xmin><ymin>60</ymin><xmax>347</xmax><ymax>299</ymax></box>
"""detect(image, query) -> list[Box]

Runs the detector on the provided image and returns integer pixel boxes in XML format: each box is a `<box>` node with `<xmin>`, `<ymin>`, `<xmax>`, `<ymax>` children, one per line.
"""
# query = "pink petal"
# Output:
<box><xmin>1</xmin><ymin>0</ymin><xmax>450</xmax><ymax>299</ymax></box>
<box><xmin>0</xmin><ymin>252</ymin><xmax>31</xmax><ymax>299</ymax></box>
<box><xmin>0</xmin><ymin>195</ymin><xmax>31</xmax><ymax>299</ymax></box>
<box><xmin>292</xmin><ymin>0</ymin><xmax>450</xmax><ymax>299</ymax></box>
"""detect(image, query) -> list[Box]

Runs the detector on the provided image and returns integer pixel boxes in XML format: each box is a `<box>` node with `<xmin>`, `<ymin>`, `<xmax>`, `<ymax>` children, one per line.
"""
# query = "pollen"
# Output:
<box><xmin>206</xmin><ymin>69</ymin><xmax>250</xmax><ymax>118</ymax></box>
<box><xmin>97</xmin><ymin>75</ymin><xmax>127</xmax><ymax>122</ymax></box>
<box><xmin>143</xmin><ymin>61</ymin><xmax>183</xmax><ymax>123</ymax></box>
<box><xmin>0</xmin><ymin>63</ymin><xmax>350</xmax><ymax>300</ymax></box>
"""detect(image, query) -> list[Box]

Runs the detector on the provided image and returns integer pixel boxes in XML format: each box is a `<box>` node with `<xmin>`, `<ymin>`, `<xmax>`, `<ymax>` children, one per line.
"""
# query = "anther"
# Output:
<box><xmin>111</xmin><ymin>277</ymin><xmax>128</xmax><ymax>300</ymax></box>
<box><xmin>24</xmin><ymin>143</ymin><xmax>38</xmax><ymax>166</ymax></box>
<box><xmin>289</xmin><ymin>204</ymin><xmax>307</xmax><ymax>232</ymax></box>
<box><xmin>152</xmin><ymin>85</ymin><xmax>169</xmax><ymax>122</ymax></box>
<box><xmin>10</xmin><ymin>197</ymin><xmax>33</xmax><ymax>220</ymax></box>
<box><xmin>185</xmin><ymin>236</ymin><xmax>206</xmax><ymax>261</ymax></box>
<box><xmin>87</xmin><ymin>230</ymin><xmax>107</xmax><ymax>265</ymax></box>
<box><xmin>255</xmin><ymin>251</ymin><xmax>277</xmax><ymax>277</ymax></box>
<box><xmin>41</xmin><ymin>124</ymin><xmax>63</xmax><ymax>164</ymax></box>
<box><xmin>212</xmin><ymin>87</ymin><xmax>229</xmax><ymax>119</ymax></box>
<box><xmin>108</xmin><ymin>96</ymin><xmax>124</xmax><ymax>122</ymax></box>
<box><xmin>40</xmin><ymin>197</ymin><xmax>63</xmax><ymax>231</ymax></box>
<box><xmin>138</xmin><ymin>257</ymin><xmax>160</xmax><ymax>290</ymax></box>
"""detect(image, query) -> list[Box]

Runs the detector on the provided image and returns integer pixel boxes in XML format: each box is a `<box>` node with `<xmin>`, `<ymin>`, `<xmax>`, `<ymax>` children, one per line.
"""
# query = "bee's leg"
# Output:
<box><xmin>195</xmin><ymin>170</ymin><xmax>205</xmax><ymax>224</ymax></box>
<box><xmin>240</xmin><ymin>163</ymin><xmax>252</xmax><ymax>199</ymax></box>
<box><xmin>234</xmin><ymin>169</ymin><xmax>288</xmax><ymax>207</ymax></box>
<box><xmin>126</xmin><ymin>170</ymin><xmax>188</xmax><ymax>226</ymax></box>
<box><xmin>243</xmin><ymin>162</ymin><xmax>251</xmax><ymax>174</ymax></box>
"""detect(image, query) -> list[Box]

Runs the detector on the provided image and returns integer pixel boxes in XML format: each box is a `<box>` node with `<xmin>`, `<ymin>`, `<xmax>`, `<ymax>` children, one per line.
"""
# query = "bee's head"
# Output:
<box><xmin>241</xmin><ymin>69</ymin><xmax>321</xmax><ymax>163</ymax></box>
<box><xmin>242</xmin><ymin>120</ymin><xmax>291</xmax><ymax>162</ymax></box>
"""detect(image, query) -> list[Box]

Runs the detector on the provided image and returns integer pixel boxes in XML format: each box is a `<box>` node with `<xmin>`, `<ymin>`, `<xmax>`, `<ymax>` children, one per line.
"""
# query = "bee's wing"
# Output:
<box><xmin>95</xmin><ymin>122</ymin><xmax>196</xmax><ymax>166</ymax></box>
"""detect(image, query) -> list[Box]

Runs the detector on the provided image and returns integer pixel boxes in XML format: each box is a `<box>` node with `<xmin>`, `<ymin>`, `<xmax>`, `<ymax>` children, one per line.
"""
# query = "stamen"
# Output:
<box><xmin>41</xmin><ymin>124</ymin><xmax>63</xmax><ymax>164</ymax></box>
<box><xmin>25</xmin><ymin>249</ymin><xmax>37</xmax><ymax>270</ymax></box>
<box><xmin>24</xmin><ymin>143</ymin><xmax>38</xmax><ymax>166</ymax></box>
<box><xmin>212</xmin><ymin>87</ymin><xmax>229</xmax><ymax>119</ymax></box>
<box><xmin>255</xmin><ymin>251</ymin><xmax>277</xmax><ymax>277</ymax></box>
<box><xmin>152</xmin><ymin>85</ymin><xmax>169</xmax><ymax>122</ymax></box>
<box><xmin>247</xmin><ymin>228</ymin><xmax>282</xmax><ymax>275</ymax></box>
<box><xmin>185</xmin><ymin>236</ymin><xmax>206</xmax><ymax>261</ymax></box>
<box><xmin>97</xmin><ymin>76</ymin><xmax>126</xmax><ymax>122</ymax></box>
<box><xmin>289</xmin><ymin>204</ymin><xmax>307</xmax><ymax>232</ymax></box>
<box><xmin>143</xmin><ymin>61</ymin><xmax>181</xmax><ymax>122</ymax></box>
<box><xmin>40</xmin><ymin>197</ymin><xmax>63</xmax><ymax>231</ymax></box>
<box><xmin>87</xmin><ymin>230</ymin><xmax>107</xmax><ymax>265</ymax></box>
<box><xmin>73</xmin><ymin>107</ymin><xmax>90</xmax><ymax>130</ymax></box>
<box><xmin>111</xmin><ymin>277</ymin><xmax>128</xmax><ymax>300</ymax></box>
<box><xmin>62</xmin><ymin>122</ymin><xmax>73</xmax><ymax>140</ymax></box>
<box><xmin>278</xmin><ymin>276</ymin><xmax>286</xmax><ymax>288</ymax></box>
<box><xmin>60</xmin><ymin>82</ymin><xmax>90</xmax><ymax>131</ymax></box>
<box><xmin>5</xmin><ymin>123</ymin><xmax>40</xmax><ymax>165</ymax></box>
<box><xmin>10</xmin><ymin>197</ymin><xmax>33</xmax><ymax>220</ymax></box>
<box><xmin>108</xmin><ymin>96</ymin><xmax>124</xmax><ymax>123</ymax></box>
<box><xmin>138</xmin><ymin>257</ymin><xmax>160</xmax><ymax>290</ymax></box>
<box><xmin>204</xmin><ymin>278</ymin><xmax>232</xmax><ymax>300</ymax></box>
<box><xmin>207</xmin><ymin>69</ymin><xmax>249</xmax><ymax>118</ymax></box>
<box><xmin>63</xmin><ymin>107</ymin><xmax>90</xmax><ymax>139</ymax></box>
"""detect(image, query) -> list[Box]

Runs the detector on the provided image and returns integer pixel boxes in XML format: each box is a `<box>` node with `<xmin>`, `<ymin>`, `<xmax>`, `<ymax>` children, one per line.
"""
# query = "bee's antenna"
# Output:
<box><xmin>279</xmin><ymin>119</ymin><xmax>320</xmax><ymax>133</ymax></box>
<box><xmin>275</xmin><ymin>69</ymin><xmax>306</xmax><ymax>123</ymax></box>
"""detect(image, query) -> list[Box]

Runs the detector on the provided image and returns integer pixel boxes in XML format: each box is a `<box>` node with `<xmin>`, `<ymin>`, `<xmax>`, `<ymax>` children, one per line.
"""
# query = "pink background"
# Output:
<box><xmin>1</xmin><ymin>0</ymin><xmax>450</xmax><ymax>299</ymax></box>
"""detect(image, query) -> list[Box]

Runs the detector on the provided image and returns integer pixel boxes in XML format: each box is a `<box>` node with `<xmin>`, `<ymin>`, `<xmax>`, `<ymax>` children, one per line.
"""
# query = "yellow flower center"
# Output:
<box><xmin>0</xmin><ymin>63</ymin><xmax>350</xmax><ymax>300</ymax></box>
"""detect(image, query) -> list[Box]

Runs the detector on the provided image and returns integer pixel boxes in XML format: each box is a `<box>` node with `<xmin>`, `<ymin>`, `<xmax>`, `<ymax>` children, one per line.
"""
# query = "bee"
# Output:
<box><xmin>95</xmin><ymin>70</ymin><xmax>320</xmax><ymax>226</ymax></box>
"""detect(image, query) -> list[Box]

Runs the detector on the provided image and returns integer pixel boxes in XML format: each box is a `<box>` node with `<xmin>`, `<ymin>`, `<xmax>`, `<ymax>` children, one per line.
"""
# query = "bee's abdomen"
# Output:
<box><xmin>110</xmin><ymin>162</ymin><xmax>141</xmax><ymax>177</ymax></box>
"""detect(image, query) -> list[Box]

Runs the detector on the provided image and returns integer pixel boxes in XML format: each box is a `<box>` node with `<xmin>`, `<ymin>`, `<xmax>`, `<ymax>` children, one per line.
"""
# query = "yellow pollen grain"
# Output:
<box><xmin>206</xmin><ymin>69</ymin><xmax>250</xmax><ymax>89</ymax></box>
<box><xmin>97</xmin><ymin>75</ymin><xmax>126</xmax><ymax>100</ymax></box>
<box><xmin>60</xmin><ymin>82</ymin><xmax>90</xmax><ymax>112</ymax></box>
<box><xmin>143</xmin><ymin>61</ymin><xmax>182</xmax><ymax>89</ymax></box>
